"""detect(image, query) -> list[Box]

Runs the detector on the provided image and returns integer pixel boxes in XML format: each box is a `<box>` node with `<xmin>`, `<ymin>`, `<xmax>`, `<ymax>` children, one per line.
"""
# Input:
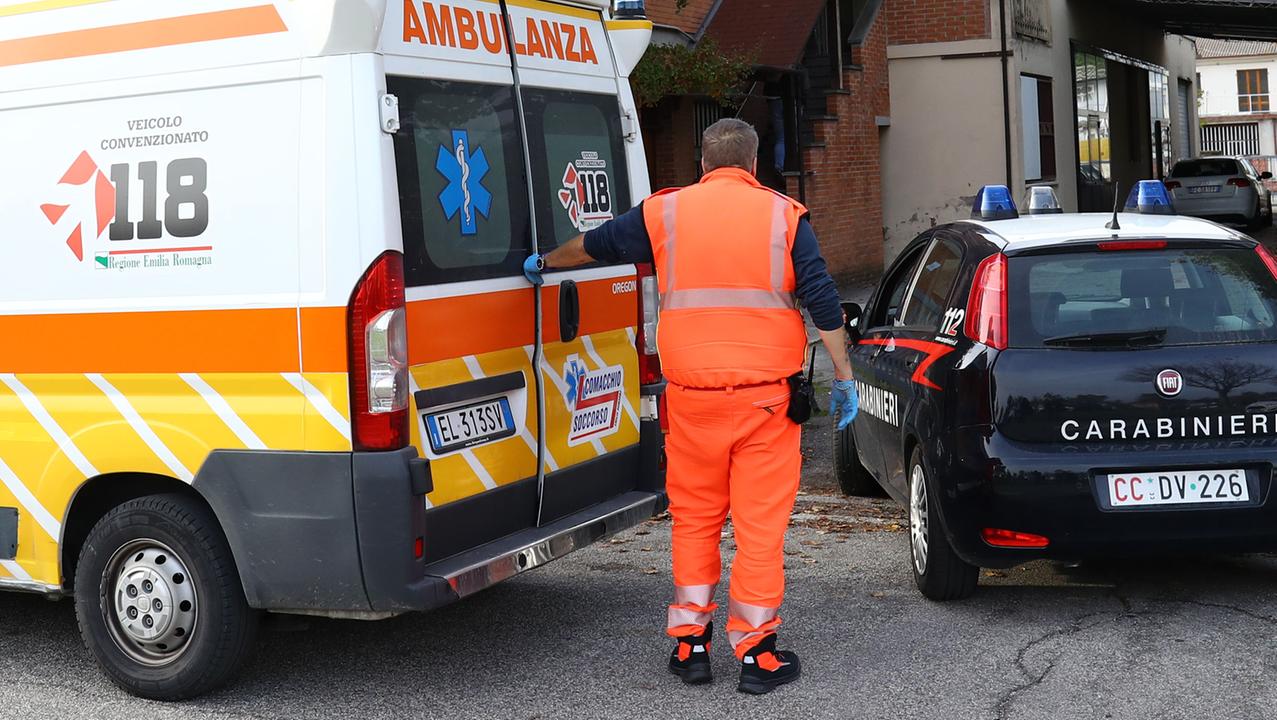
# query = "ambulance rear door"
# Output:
<box><xmin>385</xmin><ymin>3</ymin><xmax>544</xmax><ymax>562</ymax></box>
<box><xmin>508</xmin><ymin>0</ymin><xmax>645</xmax><ymax>524</ymax></box>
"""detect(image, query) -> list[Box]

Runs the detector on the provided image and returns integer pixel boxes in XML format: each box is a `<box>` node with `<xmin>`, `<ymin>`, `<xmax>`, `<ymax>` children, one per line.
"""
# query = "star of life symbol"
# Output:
<box><xmin>40</xmin><ymin>151</ymin><xmax>116</xmax><ymax>262</ymax></box>
<box><xmin>436</xmin><ymin>129</ymin><xmax>492</xmax><ymax>236</ymax></box>
<box><xmin>563</xmin><ymin>354</ymin><xmax>625</xmax><ymax>446</ymax></box>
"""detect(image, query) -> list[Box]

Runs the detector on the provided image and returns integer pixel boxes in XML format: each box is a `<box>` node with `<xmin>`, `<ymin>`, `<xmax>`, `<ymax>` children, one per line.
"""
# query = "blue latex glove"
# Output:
<box><xmin>831</xmin><ymin>378</ymin><xmax>859</xmax><ymax>431</ymax></box>
<box><xmin>523</xmin><ymin>254</ymin><xmax>546</xmax><ymax>286</ymax></box>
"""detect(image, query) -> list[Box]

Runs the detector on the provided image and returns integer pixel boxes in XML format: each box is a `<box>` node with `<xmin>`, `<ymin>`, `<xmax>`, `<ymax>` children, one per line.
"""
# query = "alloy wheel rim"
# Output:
<box><xmin>910</xmin><ymin>464</ymin><xmax>929</xmax><ymax>575</ymax></box>
<box><xmin>102</xmin><ymin>538</ymin><xmax>199</xmax><ymax>667</ymax></box>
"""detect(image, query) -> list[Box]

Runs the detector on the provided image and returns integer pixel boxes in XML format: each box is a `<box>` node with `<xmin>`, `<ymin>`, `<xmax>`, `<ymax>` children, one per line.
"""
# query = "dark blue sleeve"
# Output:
<box><xmin>792</xmin><ymin>218</ymin><xmax>844</xmax><ymax>332</ymax></box>
<box><xmin>582</xmin><ymin>203</ymin><xmax>654</xmax><ymax>264</ymax></box>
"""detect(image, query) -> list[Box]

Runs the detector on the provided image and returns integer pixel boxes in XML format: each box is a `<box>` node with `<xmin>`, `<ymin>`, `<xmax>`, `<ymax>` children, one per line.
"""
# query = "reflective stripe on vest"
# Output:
<box><xmin>660</xmin><ymin>194</ymin><xmax>796</xmax><ymax>311</ymax></box>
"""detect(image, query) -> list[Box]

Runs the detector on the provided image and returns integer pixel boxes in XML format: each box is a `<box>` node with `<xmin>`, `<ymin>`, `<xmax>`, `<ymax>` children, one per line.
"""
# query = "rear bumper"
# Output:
<box><xmin>1174</xmin><ymin>191</ymin><xmax>1258</xmax><ymax>221</ymax></box>
<box><xmin>935</xmin><ymin>427</ymin><xmax>1277</xmax><ymax>568</ymax></box>
<box><xmin>194</xmin><ymin>417</ymin><xmax>666</xmax><ymax>615</ymax></box>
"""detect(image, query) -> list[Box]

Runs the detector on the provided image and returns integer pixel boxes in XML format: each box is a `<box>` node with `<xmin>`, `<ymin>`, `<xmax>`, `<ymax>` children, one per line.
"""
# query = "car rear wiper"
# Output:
<box><xmin>1042</xmin><ymin>328</ymin><xmax>1167</xmax><ymax>347</ymax></box>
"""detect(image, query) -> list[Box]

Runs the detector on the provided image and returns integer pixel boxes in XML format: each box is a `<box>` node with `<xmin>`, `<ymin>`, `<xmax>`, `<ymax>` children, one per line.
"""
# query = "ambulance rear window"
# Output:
<box><xmin>389</xmin><ymin>77</ymin><xmax>532</xmax><ymax>285</ymax></box>
<box><xmin>522</xmin><ymin>89</ymin><xmax>631</xmax><ymax>254</ymax></box>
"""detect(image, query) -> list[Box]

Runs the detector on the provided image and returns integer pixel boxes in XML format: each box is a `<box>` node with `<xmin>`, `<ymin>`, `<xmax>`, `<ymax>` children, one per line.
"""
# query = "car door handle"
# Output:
<box><xmin>559</xmin><ymin>279</ymin><xmax>580</xmax><ymax>343</ymax></box>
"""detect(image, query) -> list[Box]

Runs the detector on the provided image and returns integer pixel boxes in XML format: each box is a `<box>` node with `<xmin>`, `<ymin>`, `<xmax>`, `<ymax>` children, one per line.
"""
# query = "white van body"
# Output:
<box><xmin>0</xmin><ymin>0</ymin><xmax>660</xmax><ymax>698</ymax></box>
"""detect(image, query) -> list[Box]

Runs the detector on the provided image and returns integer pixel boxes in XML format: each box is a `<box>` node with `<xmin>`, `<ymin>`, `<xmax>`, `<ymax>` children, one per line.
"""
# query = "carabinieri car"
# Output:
<box><xmin>836</xmin><ymin>181</ymin><xmax>1277</xmax><ymax>600</ymax></box>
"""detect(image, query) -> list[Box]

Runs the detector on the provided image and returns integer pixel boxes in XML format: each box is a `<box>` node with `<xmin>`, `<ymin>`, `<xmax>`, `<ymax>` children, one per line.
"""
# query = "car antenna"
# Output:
<box><xmin>1105</xmin><ymin>183</ymin><xmax>1122</xmax><ymax>232</ymax></box>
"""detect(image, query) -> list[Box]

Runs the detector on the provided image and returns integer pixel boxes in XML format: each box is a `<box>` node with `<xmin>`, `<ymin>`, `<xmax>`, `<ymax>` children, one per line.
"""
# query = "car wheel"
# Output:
<box><xmin>907</xmin><ymin>447</ymin><xmax>978</xmax><ymax>601</ymax></box>
<box><xmin>834</xmin><ymin>424</ymin><xmax>879</xmax><ymax>496</ymax></box>
<box><xmin>74</xmin><ymin>493</ymin><xmax>258</xmax><ymax>700</ymax></box>
<box><xmin>1246</xmin><ymin>198</ymin><xmax>1266</xmax><ymax>231</ymax></box>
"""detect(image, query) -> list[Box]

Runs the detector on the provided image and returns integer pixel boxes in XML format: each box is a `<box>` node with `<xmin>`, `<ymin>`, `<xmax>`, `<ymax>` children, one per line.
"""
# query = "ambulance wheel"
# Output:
<box><xmin>907</xmin><ymin>447</ymin><xmax>978</xmax><ymax>601</ymax></box>
<box><xmin>74</xmin><ymin>493</ymin><xmax>258</xmax><ymax>700</ymax></box>
<box><xmin>834</xmin><ymin>425</ymin><xmax>878</xmax><ymax>496</ymax></box>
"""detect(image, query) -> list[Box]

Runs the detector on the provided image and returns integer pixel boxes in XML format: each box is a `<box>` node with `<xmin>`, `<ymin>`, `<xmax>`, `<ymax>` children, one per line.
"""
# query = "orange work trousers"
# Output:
<box><xmin>663</xmin><ymin>380</ymin><xmax>802</xmax><ymax>658</ymax></box>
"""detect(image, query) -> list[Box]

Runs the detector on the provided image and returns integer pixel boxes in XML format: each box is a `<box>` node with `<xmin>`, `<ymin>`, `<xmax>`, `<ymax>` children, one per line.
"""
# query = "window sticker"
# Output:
<box><xmin>436</xmin><ymin>129</ymin><xmax>493</xmax><ymax>236</ymax></box>
<box><xmin>558</xmin><ymin>150</ymin><xmax>613</xmax><ymax>232</ymax></box>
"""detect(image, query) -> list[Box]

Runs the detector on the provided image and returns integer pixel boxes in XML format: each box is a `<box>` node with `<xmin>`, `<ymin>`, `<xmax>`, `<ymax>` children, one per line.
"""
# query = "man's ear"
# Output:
<box><xmin>701</xmin><ymin>159</ymin><xmax>709</xmax><ymax>176</ymax></box>
<box><xmin>751</xmin><ymin>159</ymin><xmax>759</xmax><ymax>176</ymax></box>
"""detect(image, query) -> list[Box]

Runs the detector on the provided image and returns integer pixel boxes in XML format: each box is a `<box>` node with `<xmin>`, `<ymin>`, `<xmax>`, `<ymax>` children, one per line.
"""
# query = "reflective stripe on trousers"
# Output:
<box><xmin>664</xmin><ymin>382</ymin><xmax>802</xmax><ymax>657</ymax></box>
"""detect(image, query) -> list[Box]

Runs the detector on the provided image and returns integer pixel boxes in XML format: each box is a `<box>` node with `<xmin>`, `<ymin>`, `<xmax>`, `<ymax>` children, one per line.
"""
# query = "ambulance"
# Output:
<box><xmin>0</xmin><ymin>0</ymin><xmax>663</xmax><ymax>699</ymax></box>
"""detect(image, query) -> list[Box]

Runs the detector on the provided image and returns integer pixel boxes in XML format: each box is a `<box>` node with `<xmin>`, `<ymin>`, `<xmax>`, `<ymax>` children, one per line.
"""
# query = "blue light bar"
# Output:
<box><xmin>1124</xmin><ymin>180</ymin><xmax>1175</xmax><ymax>215</ymax></box>
<box><xmin>615</xmin><ymin>0</ymin><xmax>646</xmax><ymax>18</ymax></box>
<box><xmin>972</xmin><ymin>185</ymin><xmax>1019</xmax><ymax>221</ymax></box>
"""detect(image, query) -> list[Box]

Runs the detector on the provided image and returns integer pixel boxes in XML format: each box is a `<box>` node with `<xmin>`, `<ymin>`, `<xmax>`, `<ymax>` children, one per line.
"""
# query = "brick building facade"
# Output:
<box><xmin>636</xmin><ymin>0</ymin><xmax>992</xmax><ymax>282</ymax></box>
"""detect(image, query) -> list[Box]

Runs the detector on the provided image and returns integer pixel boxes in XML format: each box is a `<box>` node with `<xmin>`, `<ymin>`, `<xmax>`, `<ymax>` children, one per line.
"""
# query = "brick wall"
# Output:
<box><xmin>885</xmin><ymin>0</ymin><xmax>990</xmax><ymax>46</ymax></box>
<box><xmin>641</xmin><ymin>97</ymin><xmax>699</xmax><ymax>192</ymax></box>
<box><xmin>787</xmin><ymin>7</ymin><xmax>890</xmax><ymax>283</ymax></box>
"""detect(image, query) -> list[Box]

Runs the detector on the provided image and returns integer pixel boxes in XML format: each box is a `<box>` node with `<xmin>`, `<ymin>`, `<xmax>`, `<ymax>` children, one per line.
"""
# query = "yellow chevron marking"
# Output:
<box><xmin>196</xmin><ymin>374</ymin><xmax>306</xmax><ymax>451</ymax></box>
<box><xmin>298</xmin><ymin>373</ymin><xmax>352</xmax><ymax>451</ymax></box>
<box><xmin>103</xmin><ymin>374</ymin><xmax>244</xmax><ymax>475</ymax></box>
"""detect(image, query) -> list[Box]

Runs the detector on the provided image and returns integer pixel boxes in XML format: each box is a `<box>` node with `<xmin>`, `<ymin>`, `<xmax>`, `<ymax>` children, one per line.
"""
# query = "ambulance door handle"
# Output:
<box><xmin>559</xmin><ymin>280</ymin><xmax>580</xmax><ymax>343</ymax></box>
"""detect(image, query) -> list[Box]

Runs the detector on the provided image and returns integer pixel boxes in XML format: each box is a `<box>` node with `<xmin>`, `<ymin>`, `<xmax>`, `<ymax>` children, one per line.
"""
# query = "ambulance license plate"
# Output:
<box><xmin>1188</xmin><ymin>185</ymin><xmax>1221</xmax><ymax>194</ymax></box>
<box><xmin>1103</xmin><ymin>469</ymin><xmax>1249</xmax><ymax>508</ymax></box>
<box><xmin>425</xmin><ymin>398</ymin><xmax>516</xmax><ymax>454</ymax></box>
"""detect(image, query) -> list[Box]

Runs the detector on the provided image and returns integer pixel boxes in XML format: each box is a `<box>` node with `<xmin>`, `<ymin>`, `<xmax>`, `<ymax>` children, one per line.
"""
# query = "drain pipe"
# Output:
<box><xmin>999</xmin><ymin>0</ymin><xmax>1013</xmax><ymax>188</ymax></box>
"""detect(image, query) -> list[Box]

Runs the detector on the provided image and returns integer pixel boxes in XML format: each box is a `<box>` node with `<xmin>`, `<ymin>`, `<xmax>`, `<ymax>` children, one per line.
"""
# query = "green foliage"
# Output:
<box><xmin>631</xmin><ymin>38</ymin><xmax>754</xmax><ymax>108</ymax></box>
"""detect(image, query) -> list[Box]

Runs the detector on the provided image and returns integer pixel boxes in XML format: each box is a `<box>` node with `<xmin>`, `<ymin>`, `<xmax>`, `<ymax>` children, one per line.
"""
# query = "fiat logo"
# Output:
<box><xmin>1156</xmin><ymin>369</ymin><xmax>1183</xmax><ymax>397</ymax></box>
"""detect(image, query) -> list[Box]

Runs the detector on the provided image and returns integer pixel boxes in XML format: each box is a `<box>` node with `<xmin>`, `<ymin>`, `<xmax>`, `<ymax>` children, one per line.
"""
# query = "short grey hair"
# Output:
<box><xmin>701</xmin><ymin>118</ymin><xmax>759</xmax><ymax>172</ymax></box>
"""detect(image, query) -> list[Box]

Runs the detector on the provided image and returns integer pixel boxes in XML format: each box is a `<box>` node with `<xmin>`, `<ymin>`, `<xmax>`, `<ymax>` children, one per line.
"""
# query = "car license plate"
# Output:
<box><xmin>1103</xmin><ymin>469</ymin><xmax>1249</xmax><ymax>508</ymax></box>
<box><xmin>424</xmin><ymin>397</ymin><xmax>516</xmax><ymax>454</ymax></box>
<box><xmin>1188</xmin><ymin>185</ymin><xmax>1221</xmax><ymax>194</ymax></box>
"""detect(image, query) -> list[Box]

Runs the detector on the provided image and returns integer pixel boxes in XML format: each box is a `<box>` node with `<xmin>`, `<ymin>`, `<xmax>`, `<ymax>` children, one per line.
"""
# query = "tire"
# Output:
<box><xmin>1245</xmin><ymin>197</ymin><xmax>1266</xmax><ymax>232</ymax></box>
<box><xmin>907</xmin><ymin>447</ymin><xmax>978</xmax><ymax>601</ymax></box>
<box><xmin>834</xmin><ymin>425</ymin><xmax>879</xmax><ymax>496</ymax></box>
<box><xmin>74</xmin><ymin>493</ymin><xmax>258</xmax><ymax>700</ymax></box>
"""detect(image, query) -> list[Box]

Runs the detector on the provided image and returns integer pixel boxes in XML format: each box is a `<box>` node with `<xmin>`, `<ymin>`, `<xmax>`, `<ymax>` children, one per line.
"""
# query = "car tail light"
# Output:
<box><xmin>965</xmin><ymin>253</ymin><xmax>1007</xmax><ymax>351</ymax></box>
<box><xmin>1164</xmin><ymin>180</ymin><xmax>1181</xmax><ymax>190</ymax></box>
<box><xmin>1256</xmin><ymin>244</ymin><xmax>1277</xmax><ymax>281</ymax></box>
<box><xmin>1097</xmin><ymin>240</ymin><xmax>1168</xmax><ymax>251</ymax></box>
<box><xmin>348</xmin><ymin>251</ymin><xmax>409</xmax><ymax>451</ymax></box>
<box><xmin>982</xmin><ymin>528</ymin><xmax>1049</xmax><ymax>548</ymax></box>
<box><xmin>635</xmin><ymin>263</ymin><xmax>662</xmax><ymax>386</ymax></box>
<box><xmin>1228</xmin><ymin>177</ymin><xmax>1251</xmax><ymax>188</ymax></box>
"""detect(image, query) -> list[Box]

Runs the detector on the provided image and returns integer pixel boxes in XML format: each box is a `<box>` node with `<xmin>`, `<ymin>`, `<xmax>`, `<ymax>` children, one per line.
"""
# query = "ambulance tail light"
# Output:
<box><xmin>636</xmin><ymin>263</ymin><xmax>662</xmax><ymax>386</ymax></box>
<box><xmin>965</xmin><ymin>253</ymin><xmax>1008</xmax><ymax>351</ymax></box>
<box><xmin>348</xmin><ymin>251</ymin><xmax>409</xmax><ymax>452</ymax></box>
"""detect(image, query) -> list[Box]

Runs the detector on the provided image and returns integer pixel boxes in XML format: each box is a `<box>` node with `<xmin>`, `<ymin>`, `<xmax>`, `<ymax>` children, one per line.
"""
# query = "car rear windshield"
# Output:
<box><xmin>1008</xmin><ymin>247</ymin><xmax>1277</xmax><ymax>348</ymax></box>
<box><xmin>1170</xmin><ymin>159</ymin><xmax>1241</xmax><ymax>178</ymax></box>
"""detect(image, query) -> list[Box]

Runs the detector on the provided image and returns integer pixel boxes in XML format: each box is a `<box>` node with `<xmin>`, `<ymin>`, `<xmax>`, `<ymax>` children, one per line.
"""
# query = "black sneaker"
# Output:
<box><xmin>667</xmin><ymin>622</ymin><xmax>714</xmax><ymax>685</ymax></box>
<box><xmin>737</xmin><ymin>634</ymin><xmax>801</xmax><ymax>695</ymax></box>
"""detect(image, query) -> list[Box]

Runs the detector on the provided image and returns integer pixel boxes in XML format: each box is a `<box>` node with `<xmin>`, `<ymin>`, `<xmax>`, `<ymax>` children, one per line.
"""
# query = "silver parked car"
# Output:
<box><xmin>1166</xmin><ymin>157</ymin><xmax>1273</xmax><ymax>230</ymax></box>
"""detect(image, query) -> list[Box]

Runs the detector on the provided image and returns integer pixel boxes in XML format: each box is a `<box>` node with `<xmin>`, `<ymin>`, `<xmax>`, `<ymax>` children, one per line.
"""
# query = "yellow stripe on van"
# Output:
<box><xmin>298</xmin><ymin>373</ymin><xmax>353</xmax><ymax>451</ymax></box>
<box><xmin>0</xmin><ymin>0</ymin><xmax>112</xmax><ymax>18</ymax></box>
<box><xmin>197</xmin><ymin>374</ymin><xmax>307</xmax><ymax>451</ymax></box>
<box><xmin>505</xmin><ymin>0</ymin><xmax>600</xmax><ymax>21</ymax></box>
<box><xmin>103</xmin><ymin>374</ymin><xmax>245</xmax><ymax>474</ymax></box>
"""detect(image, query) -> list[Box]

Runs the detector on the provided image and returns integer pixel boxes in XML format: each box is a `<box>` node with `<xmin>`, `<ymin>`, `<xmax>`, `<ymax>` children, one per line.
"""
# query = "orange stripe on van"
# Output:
<box><xmin>406</xmin><ymin>290</ymin><xmax>534</xmax><ymax>365</ymax></box>
<box><xmin>300</xmin><ymin>306</ymin><xmax>349</xmax><ymax>373</ymax></box>
<box><xmin>0</xmin><ymin>5</ymin><xmax>287</xmax><ymax>68</ymax></box>
<box><xmin>0</xmin><ymin>307</ymin><xmax>309</xmax><ymax>373</ymax></box>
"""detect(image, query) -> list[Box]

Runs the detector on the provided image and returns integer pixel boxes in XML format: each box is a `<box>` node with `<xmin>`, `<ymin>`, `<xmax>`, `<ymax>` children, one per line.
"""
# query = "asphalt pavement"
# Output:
<box><xmin>7</xmin><ymin>409</ymin><xmax>1277</xmax><ymax>719</ymax></box>
<box><xmin>4</xmin><ymin>223</ymin><xmax>1277</xmax><ymax>720</ymax></box>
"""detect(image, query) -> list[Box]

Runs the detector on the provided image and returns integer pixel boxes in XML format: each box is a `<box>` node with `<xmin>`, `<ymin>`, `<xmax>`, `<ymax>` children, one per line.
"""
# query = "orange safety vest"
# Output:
<box><xmin>643</xmin><ymin>167</ymin><xmax>809</xmax><ymax>389</ymax></box>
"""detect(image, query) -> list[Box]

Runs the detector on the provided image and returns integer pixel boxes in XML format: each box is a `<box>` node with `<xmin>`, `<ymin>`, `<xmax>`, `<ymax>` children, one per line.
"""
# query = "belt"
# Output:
<box><xmin>677</xmin><ymin>379</ymin><xmax>788</xmax><ymax>393</ymax></box>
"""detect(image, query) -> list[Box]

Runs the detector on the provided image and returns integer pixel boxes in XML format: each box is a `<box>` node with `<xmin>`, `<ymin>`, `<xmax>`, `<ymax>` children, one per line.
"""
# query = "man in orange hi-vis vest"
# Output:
<box><xmin>524</xmin><ymin>119</ymin><xmax>858</xmax><ymax>695</ymax></box>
